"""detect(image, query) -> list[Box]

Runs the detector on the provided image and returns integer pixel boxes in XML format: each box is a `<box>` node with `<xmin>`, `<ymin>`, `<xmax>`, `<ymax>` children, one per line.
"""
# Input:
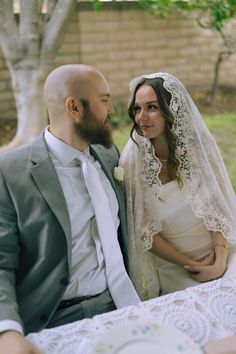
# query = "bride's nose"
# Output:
<box><xmin>138</xmin><ymin>108</ymin><xmax>149</xmax><ymax>122</ymax></box>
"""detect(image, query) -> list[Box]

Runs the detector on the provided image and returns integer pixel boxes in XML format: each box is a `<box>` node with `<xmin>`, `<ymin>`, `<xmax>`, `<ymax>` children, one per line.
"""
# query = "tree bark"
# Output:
<box><xmin>0</xmin><ymin>0</ymin><xmax>75</xmax><ymax>151</ymax></box>
<box><xmin>210</xmin><ymin>52</ymin><xmax>224</xmax><ymax>106</ymax></box>
<box><xmin>0</xmin><ymin>67</ymin><xmax>48</xmax><ymax>152</ymax></box>
<box><xmin>210</xmin><ymin>50</ymin><xmax>232</xmax><ymax>106</ymax></box>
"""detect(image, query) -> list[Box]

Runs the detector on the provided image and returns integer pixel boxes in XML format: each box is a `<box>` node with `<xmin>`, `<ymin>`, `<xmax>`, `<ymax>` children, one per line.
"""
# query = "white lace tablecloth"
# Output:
<box><xmin>27</xmin><ymin>275</ymin><xmax>236</xmax><ymax>354</ymax></box>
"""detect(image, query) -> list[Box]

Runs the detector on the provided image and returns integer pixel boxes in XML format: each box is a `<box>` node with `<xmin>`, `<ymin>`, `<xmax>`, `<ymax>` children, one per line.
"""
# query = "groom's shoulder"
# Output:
<box><xmin>0</xmin><ymin>133</ymin><xmax>45</xmax><ymax>167</ymax></box>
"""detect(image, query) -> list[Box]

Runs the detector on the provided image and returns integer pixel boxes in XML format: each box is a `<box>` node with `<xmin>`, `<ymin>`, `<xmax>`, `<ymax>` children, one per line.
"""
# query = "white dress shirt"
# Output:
<box><xmin>0</xmin><ymin>128</ymin><xmax>120</xmax><ymax>334</ymax></box>
<box><xmin>45</xmin><ymin>128</ymin><xmax>119</xmax><ymax>299</ymax></box>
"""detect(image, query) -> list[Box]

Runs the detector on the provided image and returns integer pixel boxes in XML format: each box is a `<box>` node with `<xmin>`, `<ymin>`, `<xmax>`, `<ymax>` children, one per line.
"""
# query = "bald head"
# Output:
<box><xmin>43</xmin><ymin>64</ymin><xmax>106</xmax><ymax>122</ymax></box>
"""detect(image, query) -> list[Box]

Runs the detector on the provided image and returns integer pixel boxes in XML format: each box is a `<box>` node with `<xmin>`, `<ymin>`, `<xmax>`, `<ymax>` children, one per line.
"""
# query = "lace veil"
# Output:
<box><xmin>119</xmin><ymin>72</ymin><xmax>236</xmax><ymax>300</ymax></box>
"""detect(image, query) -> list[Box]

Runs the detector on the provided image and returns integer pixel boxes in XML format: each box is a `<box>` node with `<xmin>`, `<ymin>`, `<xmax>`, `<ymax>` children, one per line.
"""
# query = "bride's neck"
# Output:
<box><xmin>151</xmin><ymin>133</ymin><xmax>169</xmax><ymax>160</ymax></box>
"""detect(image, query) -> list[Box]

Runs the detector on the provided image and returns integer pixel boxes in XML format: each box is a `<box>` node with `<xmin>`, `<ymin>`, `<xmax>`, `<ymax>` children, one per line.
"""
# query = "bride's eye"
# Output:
<box><xmin>147</xmin><ymin>104</ymin><xmax>159</xmax><ymax>110</ymax></box>
<box><xmin>133</xmin><ymin>105</ymin><xmax>141</xmax><ymax>115</ymax></box>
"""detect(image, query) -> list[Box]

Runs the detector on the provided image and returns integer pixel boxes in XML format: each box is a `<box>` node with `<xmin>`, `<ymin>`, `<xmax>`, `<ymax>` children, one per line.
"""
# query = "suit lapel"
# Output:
<box><xmin>29</xmin><ymin>134</ymin><xmax>72</xmax><ymax>265</ymax></box>
<box><xmin>90</xmin><ymin>145</ymin><xmax>122</xmax><ymax>204</ymax></box>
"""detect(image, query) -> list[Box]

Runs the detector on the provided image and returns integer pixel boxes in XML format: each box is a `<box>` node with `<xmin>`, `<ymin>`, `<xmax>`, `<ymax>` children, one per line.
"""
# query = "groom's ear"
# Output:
<box><xmin>65</xmin><ymin>97</ymin><xmax>83</xmax><ymax>122</ymax></box>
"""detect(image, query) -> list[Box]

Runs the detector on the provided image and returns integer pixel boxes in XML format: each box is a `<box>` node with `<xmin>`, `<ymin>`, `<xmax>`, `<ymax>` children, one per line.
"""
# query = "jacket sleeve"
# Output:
<box><xmin>0</xmin><ymin>167</ymin><xmax>23</xmax><ymax>326</ymax></box>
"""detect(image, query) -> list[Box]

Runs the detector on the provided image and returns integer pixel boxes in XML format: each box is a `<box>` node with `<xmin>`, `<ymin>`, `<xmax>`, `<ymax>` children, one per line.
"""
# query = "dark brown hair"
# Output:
<box><xmin>128</xmin><ymin>77</ymin><xmax>179</xmax><ymax>181</ymax></box>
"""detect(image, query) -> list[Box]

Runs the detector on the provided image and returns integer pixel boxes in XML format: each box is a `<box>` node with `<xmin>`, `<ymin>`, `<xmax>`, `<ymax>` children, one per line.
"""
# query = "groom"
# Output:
<box><xmin>0</xmin><ymin>64</ymin><xmax>140</xmax><ymax>354</ymax></box>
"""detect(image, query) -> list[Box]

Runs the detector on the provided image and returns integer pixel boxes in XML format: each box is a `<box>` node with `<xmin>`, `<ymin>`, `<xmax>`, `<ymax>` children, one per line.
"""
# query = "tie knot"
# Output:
<box><xmin>74</xmin><ymin>152</ymin><xmax>90</xmax><ymax>166</ymax></box>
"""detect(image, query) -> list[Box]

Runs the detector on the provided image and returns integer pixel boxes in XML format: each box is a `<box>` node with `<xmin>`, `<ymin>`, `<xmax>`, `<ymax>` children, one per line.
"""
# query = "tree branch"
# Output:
<box><xmin>219</xmin><ymin>27</ymin><xmax>236</xmax><ymax>52</ymax></box>
<box><xmin>0</xmin><ymin>0</ymin><xmax>20</xmax><ymax>64</ymax></box>
<box><xmin>196</xmin><ymin>12</ymin><xmax>210</xmax><ymax>30</ymax></box>
<box><xmin>19</xmin><ymin>0</ymin><xmax>42</xmax><ymax>59</ymax></box>
<box><xmin>19</xmin><ymin>0</ymin><xmax>41</xmax><ymax>34</ymax></box>
<box><xmin>44</xmin><ymin>0</ymin><xmax>57</xmax><ymax>23</ymax></box>
<box><xmin>42</xmin><ymin>0</ymin><xmax>75</xmax><ymax>58</ymax></box>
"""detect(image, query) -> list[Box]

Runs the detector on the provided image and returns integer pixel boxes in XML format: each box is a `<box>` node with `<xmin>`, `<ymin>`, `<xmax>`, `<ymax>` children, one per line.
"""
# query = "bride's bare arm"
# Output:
<box><xmin>212</xmin><ymin>231</ymin><xmax>229</xmax><ymax>267</ymax></box>
<box><xmin>150</xmin><ymin>234</ymin><xmax>213</xmax><ymax>267</ymax></box>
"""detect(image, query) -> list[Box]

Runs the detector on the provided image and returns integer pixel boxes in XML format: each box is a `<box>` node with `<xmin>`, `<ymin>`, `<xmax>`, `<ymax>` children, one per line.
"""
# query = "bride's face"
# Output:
<box><xmin>134</xmin><ymin>85</ymin><xmax>166</xmax><ymax>139</ymax></box>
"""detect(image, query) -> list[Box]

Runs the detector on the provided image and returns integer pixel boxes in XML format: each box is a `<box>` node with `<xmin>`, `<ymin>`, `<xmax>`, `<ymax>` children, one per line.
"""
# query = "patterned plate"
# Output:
<box><xmin>91</xmin><ymin>320</ymin><xmax>203</xmax><ymax>354</ymax></box>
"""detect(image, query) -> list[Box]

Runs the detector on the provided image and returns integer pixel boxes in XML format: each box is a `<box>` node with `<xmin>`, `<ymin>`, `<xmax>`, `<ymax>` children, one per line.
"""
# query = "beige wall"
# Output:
<box><xmin>1</xmin><ymin>1</ymin><xmax>236</xmax><ymax>120</ymax></box>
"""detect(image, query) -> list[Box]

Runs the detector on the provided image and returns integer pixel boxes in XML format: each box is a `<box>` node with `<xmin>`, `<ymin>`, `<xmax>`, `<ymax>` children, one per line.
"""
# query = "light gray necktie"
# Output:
<box><xmin>78</xmin><ymin>155</ymin><xmax>140</xmax><ymax>308</ymax></box>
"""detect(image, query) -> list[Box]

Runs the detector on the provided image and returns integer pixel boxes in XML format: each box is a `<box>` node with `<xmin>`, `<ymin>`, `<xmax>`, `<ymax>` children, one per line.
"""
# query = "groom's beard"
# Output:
<box><xmin>74</xmin><ymin>106</ymin><xmax>113</xmax><ymax>149</ymax></box>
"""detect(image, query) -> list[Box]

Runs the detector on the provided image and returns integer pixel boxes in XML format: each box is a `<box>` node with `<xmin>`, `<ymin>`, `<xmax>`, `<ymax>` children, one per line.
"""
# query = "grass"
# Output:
<box><xmin>204</xmin><ymin>113</ymin><xmax>236</xmax><ymax>191</ymax></box>
<box><xmin>113</xmin><ymin>113</ymin><xmax>236</xmax><ymax>192</ymax></box>
<box><xmin>113</xmin><ymin>124</ymin><xmax>131</xmax><ymax>152</ymax></box>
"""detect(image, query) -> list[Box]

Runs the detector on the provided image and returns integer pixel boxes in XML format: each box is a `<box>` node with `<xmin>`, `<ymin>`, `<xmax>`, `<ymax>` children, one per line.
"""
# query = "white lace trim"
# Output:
<box><xmin>27</xmin><ymin>275</ymin><xmax>236</xmax><ymax>354</ymax></box>
<box><xmin>162</xmin><ymin>74</ymin><xmax>235</xmax><ymax>242</ymax></box>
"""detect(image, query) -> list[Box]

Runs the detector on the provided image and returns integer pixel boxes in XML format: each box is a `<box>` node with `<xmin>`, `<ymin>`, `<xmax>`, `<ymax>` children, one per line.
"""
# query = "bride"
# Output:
<box><xmin>119</xmin><ymin>72</ymin><xmax>236</xmax><ymax>300</ymax></box>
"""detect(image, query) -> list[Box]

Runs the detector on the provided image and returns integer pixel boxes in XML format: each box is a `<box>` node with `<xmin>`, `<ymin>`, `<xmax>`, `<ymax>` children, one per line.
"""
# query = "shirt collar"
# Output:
<box><xmin>44</xmin><ymin>128</ymin><xmax>91</xmax><ymax>166</ymax></box>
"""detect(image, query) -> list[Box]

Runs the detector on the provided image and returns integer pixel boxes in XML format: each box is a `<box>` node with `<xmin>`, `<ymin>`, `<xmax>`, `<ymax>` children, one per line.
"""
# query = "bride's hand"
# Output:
<box><xmin>184</xmin><ymin>250</ymin><xmax>215</xmax><ymax>275</ymax></box>
<box><xmin>185</xmin><ymin>238</ymin><xmax>229</xmax><ymax>282</ymax></box>
<box><xmin>195</xmin><ymin>250</ymin><xmax>215</xmax><ymax>266</ymax></box>
<box><xmin>184</xmin><ymin>255</ymin><xmax>227</xmax><ymax>282</ymax></box>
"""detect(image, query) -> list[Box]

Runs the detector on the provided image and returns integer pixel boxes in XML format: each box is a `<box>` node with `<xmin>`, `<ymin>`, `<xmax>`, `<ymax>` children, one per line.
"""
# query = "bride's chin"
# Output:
<box><xmin>142</xmin><ymin>132</ymin><xmax>152</xmax><ymax>139</ymax></box>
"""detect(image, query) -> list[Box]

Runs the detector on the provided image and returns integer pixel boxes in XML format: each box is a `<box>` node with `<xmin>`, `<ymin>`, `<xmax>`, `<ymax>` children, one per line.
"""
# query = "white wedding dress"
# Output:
<box><xmin>153</xmin><ymin>180</ymin><xmax>236</xmax><ymax>294</ymax></box>
<box><xmin>120</xmin><ymin>72</ymin><xmax>236</xmax><ymax>300</ymax></box>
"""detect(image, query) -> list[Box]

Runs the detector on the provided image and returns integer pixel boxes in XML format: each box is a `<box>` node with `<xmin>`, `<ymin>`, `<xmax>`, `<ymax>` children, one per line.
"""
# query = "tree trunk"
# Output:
<box><xmin>0</xmin><ymin>66</ymin><xmax>50</xmax><ymax>152</ymax></box>
<box><xmin>0</xmin><ymin>0</ymin><xmax>75</xmax><ymax>151</ymax></box>
<box><xmin>210</xmin><ymin>50</ymin><xmax>232</xmax><ymax>105</ymax></box>
<box><xmin>210</xmin><ymin>52</ymin><xmax>223</xmax><ymax>106</ymax></box>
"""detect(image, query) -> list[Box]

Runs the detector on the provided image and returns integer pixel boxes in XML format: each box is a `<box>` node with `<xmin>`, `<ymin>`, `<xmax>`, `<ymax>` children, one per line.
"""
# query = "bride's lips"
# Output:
<box><xmin>141</xmin><ymin>125</ymin><xmax>152</xmax><ymax>130</ymax></box>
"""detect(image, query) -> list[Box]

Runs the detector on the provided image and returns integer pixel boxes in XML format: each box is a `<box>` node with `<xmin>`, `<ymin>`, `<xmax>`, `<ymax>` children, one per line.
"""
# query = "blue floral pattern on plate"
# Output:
<box><xmin>92</xmin><ymin>321</ymin><xmax>203</xmax><ymax>354</ymax></box>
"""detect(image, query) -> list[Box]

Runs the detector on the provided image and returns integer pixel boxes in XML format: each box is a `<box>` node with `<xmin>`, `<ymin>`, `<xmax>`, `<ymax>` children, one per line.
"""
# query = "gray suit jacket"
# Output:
<box><xmin>0</xmin><ymin>133</ymin><xmax>128</xmax><ymax>334</ymax></box>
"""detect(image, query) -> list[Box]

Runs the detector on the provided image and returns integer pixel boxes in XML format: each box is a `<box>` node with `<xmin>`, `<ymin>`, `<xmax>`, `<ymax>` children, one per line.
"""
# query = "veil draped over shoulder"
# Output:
<box><xmin>119</xmin><ymin>72</ymin><xmax>236</xmax><ymax>300</ymax></box>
